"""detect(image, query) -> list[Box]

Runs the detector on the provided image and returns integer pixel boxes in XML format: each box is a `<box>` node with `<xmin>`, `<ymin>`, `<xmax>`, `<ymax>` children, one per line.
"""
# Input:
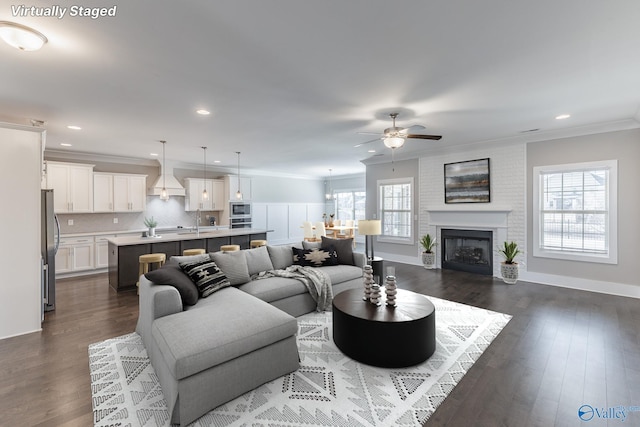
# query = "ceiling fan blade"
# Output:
<box><xmin>406</xmin><ymin>134</ymin><xmax>442</xmax><ymax>140</ymax></box>
<box><xmin>354</xmin><ymin>137</ymin><xmax>381</xmax><ymax>148</ymax></box>
<box><xmin>401</xmin><ymin>124</ymin><xmax>426</xmax><ymax>132</ymax></box>
<box><xmin>356</xmin><ymin>131</ymin><xmax>384</xmax><ymax>136</ymax></box>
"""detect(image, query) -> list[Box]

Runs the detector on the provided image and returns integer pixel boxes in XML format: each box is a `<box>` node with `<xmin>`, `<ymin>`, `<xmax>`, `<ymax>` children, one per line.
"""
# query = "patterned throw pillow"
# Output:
<box><xmin>292</xmin><ymin>246</ymin><xmax>339</xmax><ymax>267</ymax></box>
<box><xmin>179</xmin><ymin>258</ymin><xmax>231</xmax><ymax>298</ymax></box>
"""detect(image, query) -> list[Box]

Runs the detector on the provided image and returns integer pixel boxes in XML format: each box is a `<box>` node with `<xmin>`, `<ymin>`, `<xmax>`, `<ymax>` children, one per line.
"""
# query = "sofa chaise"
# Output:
<box><xmin>136</xmin><ymin>238</ymin><xmax>365</xmax><ymax>426</ymax></box>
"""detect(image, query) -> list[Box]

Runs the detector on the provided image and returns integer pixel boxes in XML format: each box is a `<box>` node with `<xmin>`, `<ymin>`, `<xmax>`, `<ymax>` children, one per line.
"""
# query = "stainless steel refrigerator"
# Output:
<box><xmin>41</xmin><ymin>189</ymin><xmax>60</xmax><ymax>314</ymax></box>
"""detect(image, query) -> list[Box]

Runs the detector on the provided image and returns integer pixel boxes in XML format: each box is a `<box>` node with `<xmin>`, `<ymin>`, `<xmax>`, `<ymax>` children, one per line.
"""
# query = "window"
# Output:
<box><xmin>533</xmin><ymin>160</ymin><xmax>617</xmax><ymax>264</ymax></box>
<box><xmin>378</xmin><ymin>178</ymin><xmax>414</xmax><ymax>244</ymax></box>
<box><xmin>334</xmin><ymin>190</ymin><xmax>366</xmax><ymax>221</ymax></box>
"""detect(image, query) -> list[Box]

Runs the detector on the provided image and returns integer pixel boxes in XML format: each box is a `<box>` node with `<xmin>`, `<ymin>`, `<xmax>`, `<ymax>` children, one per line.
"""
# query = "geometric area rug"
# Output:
<box><xmin>89</xmin><ymin>296</ymin><xmax>511</xmax><ymax>427</ymax></box>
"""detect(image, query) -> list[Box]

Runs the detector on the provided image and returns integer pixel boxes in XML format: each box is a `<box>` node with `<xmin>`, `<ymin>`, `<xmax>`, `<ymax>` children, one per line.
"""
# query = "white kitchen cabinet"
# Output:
<box><xmin>45</xmin><ymin>161</ymin><xmax>94</xmax><ymax>213</ymax></box>
<box><xmin>94</xmin><ymin>173</ymin><xmax>147</xmax><ymax>212</ymax></box>
<box><xmin>95</xmin><ymin>237</ymin><xmax>110</xmax><ymax>268</ymax></box>
<box><xmin>56</xmin><ymin>236</ymin><xmax>95</xmax><ymax>274</ymax></box>
<box><xmin>113</xmin><ymin>174</ymin><xmax>146</xmax><ymax>212</ymax></box>
<box><xmin>226</xmin><ymin>175</ymin><xmax>251</xmax><ymax>201</ymax></box>
<box><xmin>185</xmin><ymin>178</ymin><xmax>224</xmax><ymax>211</ymax></box>
<box><xmin>93</xmin><ymin>173</ymin><xmax>114</xmax><ymax>212</ymax></box>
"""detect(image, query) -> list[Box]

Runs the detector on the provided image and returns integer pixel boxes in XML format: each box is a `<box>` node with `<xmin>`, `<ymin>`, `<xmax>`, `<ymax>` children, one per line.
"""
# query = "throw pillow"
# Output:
<box><xmin>169</xmin><ymin>253</ymin><xmax>210</xmax><ymax>265</ymax></box>
<box><xmin>244</xmin><ymin>245</ymin><xmax>274</xmax><ymax>276</ymax></box>
<box><xmin>302</xmin><ymin>241</ymin><xmax>322</xmax><ymax>250</ymax></box>
<box><xmin>267</xmin><ymin>244</ymin><xmax>295</xmax><ymax>270</ymax></box>
<box><xmin>321</xmin><ymin>236</ymin><xmax>354</xmax><ymax>265</ymax></box>
<box><xmin>292</xmin><ymin>246</ymin><xmax>339</xmax><ymax>267</ymax></box>
<box><xmin>144</xmin><ymin>263</ymin><xmax>199</xmax><ymax>305</ymax></box>
<box><xmin>179</xmin><ymin>258</ymin><xmax>231</xmax><ymax>298</ymax></box>
<box><xmin>209</xmin><ymin>250</ymin><xmax>251</xmax><ymax>285</ymax></box>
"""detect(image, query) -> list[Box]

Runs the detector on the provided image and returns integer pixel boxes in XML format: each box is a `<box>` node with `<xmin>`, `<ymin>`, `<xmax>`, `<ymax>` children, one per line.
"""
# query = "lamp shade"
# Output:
<box><xmin>358</xmin><ymin>219</ymin><xmax>381</xmax><ymax>236</ymax></box>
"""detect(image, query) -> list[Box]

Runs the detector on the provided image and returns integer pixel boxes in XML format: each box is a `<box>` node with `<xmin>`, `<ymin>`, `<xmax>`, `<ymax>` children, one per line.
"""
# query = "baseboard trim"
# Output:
<box><xmin>519</xmin><ymin>271</ymin><xmax>640</xmax><ymax>299</ymax></box>
<box><xmin>376</xmin><ymin>252</ymin><xmax>640</xmax><ymax>299</ymax></box>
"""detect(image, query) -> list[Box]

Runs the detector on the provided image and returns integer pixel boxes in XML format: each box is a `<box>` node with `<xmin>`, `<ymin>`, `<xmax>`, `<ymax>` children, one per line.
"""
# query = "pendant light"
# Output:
<box><xmin>201</xmin><ymin>146</ymin><xmax>208</xmax><ymax>200</ymax></box>
<box><xmin>235</xmin><ymin>151</ymin><xmax>243</xmax><ymax>200</ymax></box>
<box><xmin>159</xmin><ymin>140</ymin><xmax>169</xmax><ymax>201</ymax></box>
<box><xmin>325</xmin><ymin>168</ymin><xmax>334</xmax><ymax>200</ymax></box>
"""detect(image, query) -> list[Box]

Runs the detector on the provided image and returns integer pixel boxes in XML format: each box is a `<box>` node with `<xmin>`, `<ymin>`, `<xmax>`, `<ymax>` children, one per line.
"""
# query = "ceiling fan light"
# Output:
<box><xmin>384</xmin><ymin>136</ymin><xmax>405</xmax><ymax>149</ymax></box>
<box><xmin>0</xmin><ymin>21</ymin><xmax>48</xmax><ymax>51</ymax></box>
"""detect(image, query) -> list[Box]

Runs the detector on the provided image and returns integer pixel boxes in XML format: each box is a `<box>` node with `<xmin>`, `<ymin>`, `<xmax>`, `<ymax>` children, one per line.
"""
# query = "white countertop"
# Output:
<box><xmin>61</xmin><ymin>226</ymin><xmax>228</xmax><ymax>239</ymax></box>
<box><xmin>107</xmin><ymin>228</ymin><xmax>269</xmax><ymax>246</ymax></box>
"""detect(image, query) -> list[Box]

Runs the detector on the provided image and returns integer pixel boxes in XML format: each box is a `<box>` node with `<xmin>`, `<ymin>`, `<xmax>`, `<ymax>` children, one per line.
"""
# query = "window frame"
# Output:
<box><xmin>333</xmin><ymin>189</ymin><xmax>366</xmax><ymax>221</ymax></box>
<box><xmin>377</xmin><ymin>177</ymin><xmax>414</xmax><ymax>245</ymax></box>
<box><xmin>532</xmin><ymin>160</ymin><xmax>618</xmax><ymax>264</ymax></box>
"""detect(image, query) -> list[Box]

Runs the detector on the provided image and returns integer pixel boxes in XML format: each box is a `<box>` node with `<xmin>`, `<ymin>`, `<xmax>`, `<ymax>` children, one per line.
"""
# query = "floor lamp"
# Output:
<box><xmin>358</xmin><ymin>220</ymin><xmax>381</xmax><ymax>263</ymax></box>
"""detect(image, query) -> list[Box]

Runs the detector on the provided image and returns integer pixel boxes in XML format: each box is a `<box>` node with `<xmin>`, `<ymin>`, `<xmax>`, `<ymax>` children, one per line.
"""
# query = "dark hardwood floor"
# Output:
<box><xmin>1</xmin><ymin>265</ymin><xmax>638</xmax><ymax>426</ymax></box>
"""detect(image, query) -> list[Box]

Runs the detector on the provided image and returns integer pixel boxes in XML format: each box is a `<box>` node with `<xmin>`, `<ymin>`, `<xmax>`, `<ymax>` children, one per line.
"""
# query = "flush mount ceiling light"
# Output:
<box><xmin>196</xmin><ymin>109</ymin><xmax>211</xmax><ymax>115</ymax></box>
<box><xmin>235</xmin><ymin>151</ymin><xmax>243</xmax><ymax>200</ymax></box>
<box><xmin>0</xmin><ymin>21</ymin><xmax>48</xmax><ymax>51</ymax></box>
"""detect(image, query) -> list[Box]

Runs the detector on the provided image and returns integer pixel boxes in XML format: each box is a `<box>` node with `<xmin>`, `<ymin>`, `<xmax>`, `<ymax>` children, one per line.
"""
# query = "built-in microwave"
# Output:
<box><xmin>230</xmin><ymin>202</ymin><xmax>251</xmax><ymax>217</ymax></box>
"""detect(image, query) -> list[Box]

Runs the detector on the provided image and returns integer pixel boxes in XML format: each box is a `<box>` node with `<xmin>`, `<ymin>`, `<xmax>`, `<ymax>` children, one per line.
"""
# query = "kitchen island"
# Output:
<box><xmin>107</xmin><ymin>228</ymin><xmax>269</xmax><ymax>292</ymax></box>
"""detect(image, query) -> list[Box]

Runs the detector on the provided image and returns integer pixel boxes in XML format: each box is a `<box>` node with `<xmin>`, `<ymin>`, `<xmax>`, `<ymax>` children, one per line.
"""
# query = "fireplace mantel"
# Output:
<box><xmin>426</xmin><ymin>206</ymin><xmax>511</xmax><ymax>229</ymax></box>
<box><xmin>425</xmin><ymin>206</ymin><xmax>512</xmax><ymax>277</ymax></box>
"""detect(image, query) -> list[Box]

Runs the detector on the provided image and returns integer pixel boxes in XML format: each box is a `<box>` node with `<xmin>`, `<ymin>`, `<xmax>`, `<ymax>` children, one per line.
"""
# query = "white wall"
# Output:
<box><xmin>0</xmin><ymin>125</ymin><xmax>44</xmax><ymax>339</ymax></box>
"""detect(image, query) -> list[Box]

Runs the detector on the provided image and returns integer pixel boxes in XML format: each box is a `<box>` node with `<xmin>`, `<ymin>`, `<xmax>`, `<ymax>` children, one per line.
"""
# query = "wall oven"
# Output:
<box><xmin>230</xmin><ymin>217</ymin><xmax>252</xmax><ymax>229</ymax></box>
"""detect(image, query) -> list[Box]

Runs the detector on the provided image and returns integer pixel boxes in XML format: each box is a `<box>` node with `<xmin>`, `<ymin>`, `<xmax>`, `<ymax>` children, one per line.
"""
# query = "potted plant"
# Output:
<box><xmin>498</xmin><ymin>241</ymin><xmax>521</xmax><ymax>284</ymax></box>
<box><xmin>144</xmin><ymin>216</ymin><xmax>158</xmax><ymax>237</ymax></box>
<box><xmin>420</xmin><ymin>234</ymin><xmax>437</xmax><ymax>269</ymax></box>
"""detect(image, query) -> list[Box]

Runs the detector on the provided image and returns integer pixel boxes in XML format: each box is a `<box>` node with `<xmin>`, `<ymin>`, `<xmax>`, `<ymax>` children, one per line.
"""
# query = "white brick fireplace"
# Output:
<box><xmin>426</xmin><ymin>206</ymin><xmax>511</xmax><ymax>277</ymax></box>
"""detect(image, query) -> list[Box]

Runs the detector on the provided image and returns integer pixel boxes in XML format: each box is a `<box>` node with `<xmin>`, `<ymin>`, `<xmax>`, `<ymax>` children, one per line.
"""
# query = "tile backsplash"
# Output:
<box><xmin>58</xmin><ymin>196</ymin><xmax>221</xmax><ymax>234</ymax></box>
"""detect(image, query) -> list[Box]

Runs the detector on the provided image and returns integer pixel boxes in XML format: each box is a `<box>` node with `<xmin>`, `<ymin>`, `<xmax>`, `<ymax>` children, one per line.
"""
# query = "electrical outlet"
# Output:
<box><xmin>68</xmin><ymin>219</ymin><xmax>74</xmax><ymax>226</ymax></box>
<box><xmin>113</xmin><ymin>218</ymin><xmax>118</xmax><ymax>224</ymax></box>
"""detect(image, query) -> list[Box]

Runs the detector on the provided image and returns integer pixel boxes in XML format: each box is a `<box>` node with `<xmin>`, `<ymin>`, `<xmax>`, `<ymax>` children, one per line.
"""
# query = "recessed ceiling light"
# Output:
<box><xmin>368</xmin><ymin>149</ymin><xmax>376</xmax><ymax>153</ymax></box>
<box><xmin>555</xmin><ymin>114</ymin><xmax>571</xmax><ymax>120</ymax></box>
<box><xmin>60</xmin><ymin>143</ymin><xmax>72</xmax><ymax>147</ymax></box>
<box><xmin>150</xmin><ymin>153</ymin><xmax>158</xmax><ymax>156</ymax></box>
<box><xmin>67</xmin><ymin>125</ymin><xmax>82</xmax><ymax>130</ymax></box>
<box><xmin>0</xmin><ymin>21</ymin><xmax>48</xmax><ymax>51</ymax></box>
<box><xmin>196</xmin><ymin>109</ymin><xmax>211</xmax><ymax>115</ymax></box>
<box><xmin>213</xmin><ymin>160</ymin><xmax>221</xmax><ymax>163</ymax></box>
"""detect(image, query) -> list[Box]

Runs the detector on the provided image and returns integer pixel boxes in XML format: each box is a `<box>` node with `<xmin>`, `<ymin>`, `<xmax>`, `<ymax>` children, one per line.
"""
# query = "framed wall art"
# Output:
<box><xmin>444</xmin><ymin>158</ymin><xmax>491</xmax><ymax>203</ymax></box>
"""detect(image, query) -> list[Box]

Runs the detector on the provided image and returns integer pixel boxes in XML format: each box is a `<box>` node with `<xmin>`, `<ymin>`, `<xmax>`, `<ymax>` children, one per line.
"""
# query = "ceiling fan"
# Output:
<box><xmin>354</xmin><ymin>113</ymin><xmax>442</xmax><ymax>149</ymax></box>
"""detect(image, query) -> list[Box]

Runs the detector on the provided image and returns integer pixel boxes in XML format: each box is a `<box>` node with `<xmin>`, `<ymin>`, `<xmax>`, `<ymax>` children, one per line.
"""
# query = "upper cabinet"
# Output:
<box><xmin>94</xmin><ymin>173</ymin><xmax>147</xmax><ymax>213</ymax></box>
<box><xmin>45</xmin><ymin>161</ymin><xmax>94</xmax><ymax>213</ymax></box>
<box><xmin>184</xmin><ymin>178</ymin><xmax>224</xmax><ymax>211</ymax></box>
<box><xmin>225</xmin><ymin>175</ymin><xmax>252</xmax><ymax>201</ymax></box>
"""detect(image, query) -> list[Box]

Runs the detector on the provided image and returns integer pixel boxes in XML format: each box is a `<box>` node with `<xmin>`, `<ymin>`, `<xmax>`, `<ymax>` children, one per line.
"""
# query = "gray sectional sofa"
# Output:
<box><xmin>136</xmin><ymin>239</ymin><xmax>365</xmax><ymax>426</ymax></box>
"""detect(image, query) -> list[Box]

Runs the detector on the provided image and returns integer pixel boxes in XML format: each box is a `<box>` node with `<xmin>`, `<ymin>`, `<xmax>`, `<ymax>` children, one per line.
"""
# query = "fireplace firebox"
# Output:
<box><xmin>441</xmin><ymin>229</ymin><xmax>493</xmax><ymax>275</ymax></box>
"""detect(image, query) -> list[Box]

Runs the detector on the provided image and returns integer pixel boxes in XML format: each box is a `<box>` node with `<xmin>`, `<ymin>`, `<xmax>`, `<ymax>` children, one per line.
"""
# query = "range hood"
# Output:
<box><xmin>149</xmin><ymin>160</ymin><xmax>185</xmax><ymax>197</ymax></box>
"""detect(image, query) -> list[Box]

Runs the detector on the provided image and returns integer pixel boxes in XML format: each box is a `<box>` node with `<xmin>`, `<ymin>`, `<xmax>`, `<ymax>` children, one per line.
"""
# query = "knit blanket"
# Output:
<box><xmin>252</xmin><ymin>265</ymin><xmax>333</xmax><ymax>311</ymax></box>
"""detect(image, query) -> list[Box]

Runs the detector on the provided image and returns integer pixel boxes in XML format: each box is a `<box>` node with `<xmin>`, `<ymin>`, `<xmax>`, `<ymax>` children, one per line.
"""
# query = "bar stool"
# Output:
<box><xmin>220</xmin><ymin>244</ymin><xmax>240</xmax><ymax>252</ymax></box>
<box><xmin>138</xmin><ymin>253</ymin><xmax>166</xmax><ymax>294</ymax></box>
<box><xmin>183</xmin><ymin>248</ymin><xmax>206</xmax><ymax>256</ymax></box>
<box><xmin>250</xmin><ymin>239</ymin><xmax>268</xmax><ymax>248</ymax></box>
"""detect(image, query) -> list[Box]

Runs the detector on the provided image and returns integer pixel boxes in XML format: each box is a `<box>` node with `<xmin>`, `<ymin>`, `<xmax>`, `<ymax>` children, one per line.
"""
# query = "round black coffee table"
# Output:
<box><xmin>332</xmin><ymin>288</ymin><xmax>436</xmax><ymax>368</ymax></box>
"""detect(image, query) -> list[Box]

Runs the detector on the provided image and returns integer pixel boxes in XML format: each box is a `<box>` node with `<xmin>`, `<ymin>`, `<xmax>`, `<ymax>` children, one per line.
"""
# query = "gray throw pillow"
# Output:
<box><xmin>179</xmin><ymin>258</ymin><xmax>231</xmax><ymax>298</ymax></box>
<box><xmin>302</xmin><ymin>241</ymin><xmax>322</xmax><ymax>250</ymax></box>
<box><xmin>210</xmin><ymin>250</ymin><xmax>251</xmax><ymax>285</ymax></box>
<box><xmin>169</xmin><ymin>253</ymin><xmax>210</xmax><ymax>264</ymax></box>
<box><xmin>267</xmin><ymin>244</ymin><xmax>295</xmax><ymax>270</ymax></box>
<box><xmin>144</xmin><ymin>263</ymin><xmax>199</xmax><ymax>305</ymax></box>
<box><xmin>244</xmin><ymin>245</ymin><xmax>274</xmax><ymax>275</ymax></box>
<box><xmin>321</xmin><ymin>236</ymin><xmax>354</xmax><ymax>265</ymax></box>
